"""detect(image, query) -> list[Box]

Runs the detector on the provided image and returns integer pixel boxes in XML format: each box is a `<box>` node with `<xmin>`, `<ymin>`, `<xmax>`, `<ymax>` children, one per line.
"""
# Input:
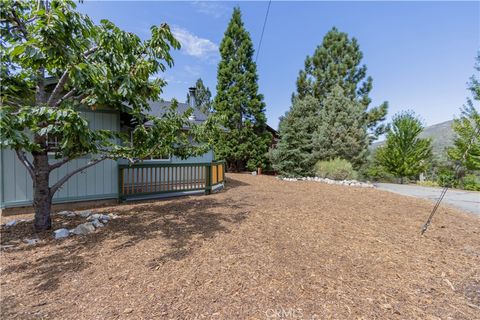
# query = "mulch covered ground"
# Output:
<box><xmin>1</xmin><ymin>173</ymin><xmax>479</xmax><ymax>319</ymax></box>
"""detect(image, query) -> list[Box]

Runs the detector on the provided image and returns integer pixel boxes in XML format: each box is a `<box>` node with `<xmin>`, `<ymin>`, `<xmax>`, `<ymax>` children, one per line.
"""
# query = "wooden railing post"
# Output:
<box><xmin>205</xmin><ymin>163</ymin><xmax>212</xmax><ymax>195</ymax></box>
<box><xmin>118</xmin><ymin>166</ymin><xmax>124</xmax><ymax>202</ymax></box>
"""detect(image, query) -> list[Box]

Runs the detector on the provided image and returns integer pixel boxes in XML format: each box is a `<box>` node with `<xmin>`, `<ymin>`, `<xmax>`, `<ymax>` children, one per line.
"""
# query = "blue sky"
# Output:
<box><xmin>78</xmin><ymin>1</ymin><xmax>479</xmax><ymax>131</ymax></box>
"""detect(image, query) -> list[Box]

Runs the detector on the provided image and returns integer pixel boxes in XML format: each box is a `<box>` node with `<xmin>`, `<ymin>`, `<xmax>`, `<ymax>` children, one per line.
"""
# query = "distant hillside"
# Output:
<box><xmin>371</xmin><ymin>120</ymin><xmax>455</xmax><ymax>158</ymax></box>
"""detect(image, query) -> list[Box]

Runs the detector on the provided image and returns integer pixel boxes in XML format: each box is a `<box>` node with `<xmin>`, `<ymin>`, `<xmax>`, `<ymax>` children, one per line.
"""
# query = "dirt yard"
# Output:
<box><xmin>1</xmin><ymin>174</ymin><xmax>479</xmax><ymax>319</ymax></box>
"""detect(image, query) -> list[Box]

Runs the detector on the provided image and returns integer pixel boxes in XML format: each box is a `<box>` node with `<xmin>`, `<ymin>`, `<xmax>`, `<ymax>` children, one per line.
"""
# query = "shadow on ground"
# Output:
<box><xmin>0</xmin><ymin>177</ymin><xmax>252</xmax><ymax>293</ymax></box>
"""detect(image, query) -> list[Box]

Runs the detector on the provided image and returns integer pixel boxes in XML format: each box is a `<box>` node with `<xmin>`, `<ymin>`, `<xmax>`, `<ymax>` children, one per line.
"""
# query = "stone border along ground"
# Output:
<box><xmin>2</xmin><ymin>210</ymin><xmax>119</xmax><ymax>245</ymax></box>
<box><xmin>278</xmin><ymin>176</ymin><xmax>375</xmax><ymax>188</ymax></box>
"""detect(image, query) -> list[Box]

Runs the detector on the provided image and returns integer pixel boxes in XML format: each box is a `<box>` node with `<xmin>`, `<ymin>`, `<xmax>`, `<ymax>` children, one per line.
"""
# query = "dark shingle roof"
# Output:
<box><xmin>144</xmin><ymin>100</ymin><xmax>208</xmax><ymax>126</ymax></box>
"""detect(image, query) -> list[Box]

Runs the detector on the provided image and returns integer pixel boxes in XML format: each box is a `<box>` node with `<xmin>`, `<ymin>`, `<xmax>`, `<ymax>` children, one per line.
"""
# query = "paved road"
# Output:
<box><xmin>375</xmin><ymin>183</ymin><xmax>480</xmax><ymax>215</ymax></box>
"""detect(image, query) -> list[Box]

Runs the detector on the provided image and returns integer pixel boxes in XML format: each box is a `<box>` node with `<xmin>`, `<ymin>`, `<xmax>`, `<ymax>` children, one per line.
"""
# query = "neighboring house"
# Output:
<box><xmin>266</xmin><ymin>124</ymin><xmax>279</xmax><ymax>149</ymax></box>
<box><xmin>0</xmin><ymin>88</ymin><xmax>223</xmax><ymax>210</ymax></box>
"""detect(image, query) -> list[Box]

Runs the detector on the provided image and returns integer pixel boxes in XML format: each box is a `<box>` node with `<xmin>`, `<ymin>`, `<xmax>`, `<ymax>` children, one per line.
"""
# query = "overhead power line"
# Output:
<box><xmin>255</xmin><ymin>0</ymin><xmax>272</xmax><ymax>63</ymax></box>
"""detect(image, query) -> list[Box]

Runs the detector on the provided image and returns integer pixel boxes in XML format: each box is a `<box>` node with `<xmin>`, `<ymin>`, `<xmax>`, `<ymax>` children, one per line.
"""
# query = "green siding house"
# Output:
<box><xmin>0</xmin><ymin>91</ymin><xmax>220</xmax><ymax>209</ymax></box>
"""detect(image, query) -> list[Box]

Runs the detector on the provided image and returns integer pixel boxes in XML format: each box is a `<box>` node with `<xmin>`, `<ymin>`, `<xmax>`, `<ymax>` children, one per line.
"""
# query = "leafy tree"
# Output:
<box><xmin>213</xmin><ymin>7</ymin><xmax>271</xmax><ymax>171</ymax></box>
<box><xmin>295</xmin><ymin>27</ymin><xmax>388</xmax><ymax>143</ymax></box>
<box><xmin>313</xmin><ymin>85</ymin><xmax>369</xmax><ymax>167</ymax></box>
<box><xmin>375</xmin><ymin>111</ymin><xmax>433</xmax><ymax>183</ymax></box>
<box><xmin>187</xmin><ymin>78</ymin><xmax>212</xmax><ymax>114</ymax></box>
<box><xmin>0</xmin><ymin>0</ymin><xmax>209</xmax><ymax>230</ymax></box>
<box><xmin>271</xmin><ymin>96</ymin><xmax>318</xmax><ymax>176</ymax></box>
<box><xmin>447</xmin><ymin>53</ymin><xmax>480</xmax><ymax>171</ymax></box>
<box><xmin>447</xmin><ymin>104</ymin><xmax>480</xmax><ymax>170</ymax></box>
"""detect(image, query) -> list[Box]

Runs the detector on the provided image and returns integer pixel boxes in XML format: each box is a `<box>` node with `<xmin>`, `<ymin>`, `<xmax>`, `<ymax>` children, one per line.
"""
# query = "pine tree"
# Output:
<box><xmin>375</xmin><ymin>111</ymin><xmax>433</xmax><ymax>183</ymax></box>
<box><xmin>187</xmin><ymin>78</ymin><xmax>212</xmax><ymax>114</ymax></box>
<box><xmin>271</xmin><ymin>96</ymin><xmax>319</xmax><ymax>176</ymax></box>
<box><xmin>295</xmin><ymin>27</ymin><xmax>388</xmax><ymax>143</ymax></box>
<box><xmin>213</xmin><ymin>7</ymin><xmax>270</xmax><ymax>171</ymax></box>
<box><xmin>313</xmin><ymin>85</ymin><xmax>368</xmax><ymax>167</ymax></box>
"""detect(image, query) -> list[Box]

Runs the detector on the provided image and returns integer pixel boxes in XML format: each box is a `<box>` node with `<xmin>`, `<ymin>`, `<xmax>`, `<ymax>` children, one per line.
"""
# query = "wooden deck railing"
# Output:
<box><xmin>118</xmin><ymin>161</ymin><xmax>225</xmax><ymax>201</ymax></box>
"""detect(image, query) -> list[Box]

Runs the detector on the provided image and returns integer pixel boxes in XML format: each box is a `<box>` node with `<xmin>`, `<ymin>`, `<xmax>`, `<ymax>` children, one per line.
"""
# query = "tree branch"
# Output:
<box><xmin>15</xmin><ymin>149</ymin><xmax>35</xmax><ymax>180</ymax></box>
<box><xmin>50</xmin><ymin>156</ymin><xmax>108</xmax><ymax>195</ymax></box>
<box><xmin>49</xmin><ymin>156</ymin><xmax>71</xmax><ymax>171</ymax></box>
<box><xmin>47</xmin><ymin>70</ymin><xmax>69</xmax><ymax>107</ymax></box>
<box><xmin>10</xmin><ymin>9</ymin><xmax>28</xmax><ymax>39</ymax></box>
<box><xmin>84</xmin><ymin>46</ymin><xmax>98</xmax><ymax>57</ymax></box>
<box><xmin>48</xmin><ymin>47</ymin><xmax>98</xmax><ymax>107</ymax></box>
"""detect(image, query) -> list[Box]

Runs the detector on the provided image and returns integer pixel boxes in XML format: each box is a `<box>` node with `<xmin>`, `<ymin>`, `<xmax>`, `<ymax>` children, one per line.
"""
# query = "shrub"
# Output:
<box><xmin>436</xmin><ymin>167</ymin><xmax>458</xmax><ymax>188</ymax></box>
<box><xmin>314</xmin><ymin>158</ymin><xmax>357</xmax><ymax>180</ymax></box>
<box><xmin>359</xmin><ymin>162</ymin><xmax>396</xmax><ymax>182</ymax></box>
<box><xmin>461</xmin><ymin>174</ymin><xmax>480</xmax><ymax>191</ymax></box>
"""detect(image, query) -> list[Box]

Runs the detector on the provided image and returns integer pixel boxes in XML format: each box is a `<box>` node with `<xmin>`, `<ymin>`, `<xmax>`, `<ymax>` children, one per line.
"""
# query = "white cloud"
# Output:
<box><xmin>192</xmin><ymin>1</ymin><xmax>229</xmax><ymax>19</ymax></box>
<box><xmin>183</xmin><ymin>65</ymin><xmax>201</xmax><ymax>77</ymax></box>
<box><xmin>172</xmin><ymin>26</ymin><xmax>218</xmax><ymax>59</ymax></box>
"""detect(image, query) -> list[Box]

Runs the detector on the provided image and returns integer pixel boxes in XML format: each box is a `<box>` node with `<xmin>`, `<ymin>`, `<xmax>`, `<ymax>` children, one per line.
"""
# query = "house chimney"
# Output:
<box><xmin>188</xmin><ymin>87</ymin><xmax>197</xmax><ymax>121</ymax></box>
<box><xmin>188</xmin><ymin>87</ymin><xmax>196</xmax><ymax>108</ymax></box>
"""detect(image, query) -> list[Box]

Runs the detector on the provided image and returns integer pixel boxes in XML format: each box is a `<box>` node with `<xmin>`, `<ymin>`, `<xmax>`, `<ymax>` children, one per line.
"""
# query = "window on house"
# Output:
<box><xmin>129</xmin><ymin>130</ymin><xmax>170</xmax><ymax>161</ymax></box>
<box><xmin>147</xmin><ymin>154</ymin><xmax>170</xmax><ymax>161</ymax></box>
<box><xmin>47</xmin><ymin>134</ymin><xmax>62</xmax><ymax>153</ymax></box>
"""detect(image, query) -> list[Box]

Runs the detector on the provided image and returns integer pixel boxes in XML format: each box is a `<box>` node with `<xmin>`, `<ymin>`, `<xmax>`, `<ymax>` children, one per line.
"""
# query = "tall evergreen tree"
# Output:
<box><xmin>187</xmin><ymin>78</ymin><xmax>212</xmax><ymax>114</ymax></box>
<box><xmin>274</xmin><ymin>27</ymin><xmax>388</xmax><ymax>175</ymax></box>
<box><xmin>313</xmin><ymin>85</ymin><xmax>368</xmax><ymax>167</ymax></box>
<box><xmin>295</xmin><ymin>27</ymin><xmax>388</xmax><ymax>143</ymax></box>
<box><xmin>375</xmin><ymin>111</ymin><xmax>433</xmax><ymax>183</ymax></box>
<box><xmin>271</xmin><ymin>96</ymin><xmax>318</xmax><ymax>176</ymax></box>
<box><xmin>213</xmin><ymin>7</ymin><xmax>270</xmax><ymax>171</ymax></box>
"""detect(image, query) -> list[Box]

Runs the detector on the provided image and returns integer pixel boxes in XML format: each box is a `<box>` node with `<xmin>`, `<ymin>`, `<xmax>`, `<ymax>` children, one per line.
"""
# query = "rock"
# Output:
<box><xmin>86</xmin><ymin>213</ymin><xmax>102</xmax><ymax>221</ymax></box>
<box><xmin>251</xmin><ymin>171</ymin><xmax>257</xmax><ymax>176</ymax></box>
<box><xmin>72</xmin><ymin>222</ymin><xmax>95</xmax><ymax>235</ymax></box>
<box><xmin>24</xmin><ymin>238</ymin><xmax>40</xmax><ymax>245</ymax></box>
<box><xmin>123</xmin><ymin>308</ymin><xmax>133</xmax><ymax>314</ymax></box>
<box><xmin>99</xmin><ymin>214</ymin><xmax>110</xmax><ymax>222</ymax></box>
<box><xmin>91</xmin><ymin>219</ymin><xmax>104</xmax><ymax>228</ymax></box>
<box><xmin>66</xmin><ymin>212</ymin><xmax>76</xmax><ymax>218</ymax></box>
<box><xmin>57</xmin><ymin>210</ymin><xmax>74</xmax><ymax>216</ymax></box>
<box><xmin>108</xmin><ymin>213</ymin><xmax>119</xmax><ymax>220</ymax></box>
<box><xmin>5</xmin><ymin>220</ymin><xmax>18</xmax><ymax>227</ymax></box>
<box><xmin>78</xmin><ymin>210</ymin><xmax>93</xmax><ymax>218</ymax></box>
<box><xmin>54</xmin><ymin>228</ymin><xmax>70</xmax><ymax>239</ymax></box>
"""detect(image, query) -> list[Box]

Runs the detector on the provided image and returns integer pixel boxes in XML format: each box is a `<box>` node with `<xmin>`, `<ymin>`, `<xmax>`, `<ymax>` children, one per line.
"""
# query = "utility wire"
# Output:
<box><xmin>255</xmin><ymin>0</ymin><xmax>272</xmax><ymax>63</ymax></box>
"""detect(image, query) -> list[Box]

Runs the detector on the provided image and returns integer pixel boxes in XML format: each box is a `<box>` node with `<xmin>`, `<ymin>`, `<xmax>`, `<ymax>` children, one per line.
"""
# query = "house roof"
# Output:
<box><xmin>266</xmin><ymin>124</ymin><xmax>278</xmax><ymax>138</ymax></box>
<box><xmin>143</xmin><ymin>100</ymin><xmax>208</xmax><ymax>127</ymax></box>
<box><xmin>146</xmin><ymin>100</ymin><xmax>207</xmax><ymax>123</ymax></box>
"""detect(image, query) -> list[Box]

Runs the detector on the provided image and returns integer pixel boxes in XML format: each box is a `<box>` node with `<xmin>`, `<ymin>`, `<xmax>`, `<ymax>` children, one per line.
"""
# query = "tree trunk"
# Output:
<box><xmin>400</xmin><ymin>176</ymin><xmax>404</xmax><ymax>184</ymax></box>
<box><xmin>32</xmin><ymin>151</ymin><xmax>52</xmax><ymax>231</ymax></box>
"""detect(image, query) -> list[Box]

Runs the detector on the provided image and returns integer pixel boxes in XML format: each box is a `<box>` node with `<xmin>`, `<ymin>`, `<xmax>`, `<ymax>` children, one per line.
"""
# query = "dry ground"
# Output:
<box><xmin>1</xmin><ymin>173</ymin><xmax>479</xmax><ymax>319</ymax></box>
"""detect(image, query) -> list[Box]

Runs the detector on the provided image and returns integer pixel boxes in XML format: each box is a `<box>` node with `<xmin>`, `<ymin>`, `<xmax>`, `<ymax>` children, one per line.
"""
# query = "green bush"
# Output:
<box><xmin>461</xmin><ymin>174</ymin><xmax>480</xmax><ymax>191</ymax></box>
<box><xmin>314</xmin><ymin>158</ymin><xmax>357</xmax><ymax>180</ymax></box>
<box><xmin>360</xmin><ymin>163</ymin><xmax>396</xmax><ymax>182</ymax></box>
<box><xmin>436</xmin><ymin>167</ymin><xmax>458</xmax><ymax>188</ymax></box>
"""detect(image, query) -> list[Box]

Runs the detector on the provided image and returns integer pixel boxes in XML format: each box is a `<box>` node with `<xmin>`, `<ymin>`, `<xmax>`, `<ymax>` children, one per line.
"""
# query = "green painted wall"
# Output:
<box><xmin>1</xmin><ymin>110</ymin><xmax>120</xmax><ymax>208</ymax></box>
<box><xmin>1</xmin><ymin>108</ymin><xmax>216</xmax><ymax>209</ymax></box>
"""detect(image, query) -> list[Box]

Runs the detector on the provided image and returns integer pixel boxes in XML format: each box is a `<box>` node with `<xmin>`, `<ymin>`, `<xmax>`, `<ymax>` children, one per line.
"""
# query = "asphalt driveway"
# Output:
<box><xmin>375</xmin><ymin>183</ymin><xmax>480</xmax><ymax>215</ymax></box>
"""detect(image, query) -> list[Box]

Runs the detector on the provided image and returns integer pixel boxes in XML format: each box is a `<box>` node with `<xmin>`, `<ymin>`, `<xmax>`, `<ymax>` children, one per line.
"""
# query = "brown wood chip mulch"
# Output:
<box><xmin>1</xmin><ymin>173</ymin><xmax>479</xmax><ymax>319</ymax></box>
